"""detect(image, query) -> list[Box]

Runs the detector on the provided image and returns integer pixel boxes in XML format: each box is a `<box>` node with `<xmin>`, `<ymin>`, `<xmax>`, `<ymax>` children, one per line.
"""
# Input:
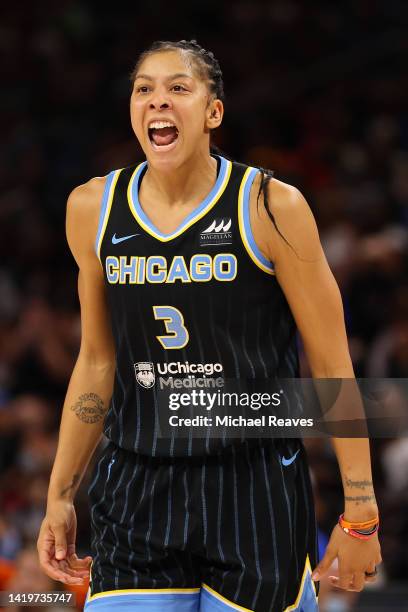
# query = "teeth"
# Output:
<box><xmin>149</xmin><ymin>121</ymin><xmax>176</xmax><ymax>129</ymax></box>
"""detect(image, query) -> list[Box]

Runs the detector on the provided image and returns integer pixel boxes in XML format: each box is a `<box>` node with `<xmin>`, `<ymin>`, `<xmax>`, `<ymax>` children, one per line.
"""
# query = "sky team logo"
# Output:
<box><xmin>134</xmin><ymin>362</ymin><xmax>155</xmax><ymax>388</ymax></box>
<box><xmin>200</xmin><ymin>217</ymin><xmax>232</xmax><ymax>246</ymax></box>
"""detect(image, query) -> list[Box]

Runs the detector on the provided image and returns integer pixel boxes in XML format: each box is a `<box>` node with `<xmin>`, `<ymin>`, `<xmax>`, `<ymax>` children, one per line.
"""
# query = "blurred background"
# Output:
<box><xmin>1</xmin><ymin>1</ymin><xmax>408</xmax><ymax>610</ymax></box>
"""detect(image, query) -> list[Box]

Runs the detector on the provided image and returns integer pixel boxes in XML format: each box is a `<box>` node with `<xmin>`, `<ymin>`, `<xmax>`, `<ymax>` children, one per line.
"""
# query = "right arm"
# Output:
<box><xmin>37</xmin><ymin>176</ymin><xmax>116</xmax><ymax>585</ymax></box>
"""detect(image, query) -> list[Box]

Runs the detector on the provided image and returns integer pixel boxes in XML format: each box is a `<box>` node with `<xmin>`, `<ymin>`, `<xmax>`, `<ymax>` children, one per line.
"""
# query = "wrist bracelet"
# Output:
<box><xmin>339</xmin><ymin>513</ymin><xmax>379</xmax><ymax>530</ymax></box>
<box><xmin>338</xmin><ymin>514</ymin><xmax>379</xmax><ymax>540</ymax></box>
<box><xmin>340</xmin><ymin>524</ymin><xmax>379</xmax><ymax>540</ymax></box>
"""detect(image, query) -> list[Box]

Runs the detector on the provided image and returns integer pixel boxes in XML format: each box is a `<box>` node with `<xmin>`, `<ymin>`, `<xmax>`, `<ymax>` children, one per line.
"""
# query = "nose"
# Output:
<box><xmin>149</xmin><ymin>100</ymin><xmax>171</xmax><ymax>110</ymax></box>
<box><xmin>148</xmin><ymin>87</ymin><xmax>172</xmax><ymax>110</ymax></box>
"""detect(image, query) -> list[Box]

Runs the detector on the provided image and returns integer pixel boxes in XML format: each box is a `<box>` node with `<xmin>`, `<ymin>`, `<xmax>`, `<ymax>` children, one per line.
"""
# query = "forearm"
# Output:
<box><xmin>310</xmin><ymin>365</ymin><xmax>378</xmax><ymax>520</ymax></box>
<box><xmin>47</xmin><ymin>354</ymin><xmax>115</xmax><ymax>505</ymax></box>
<box><xmin>330</xmin><ymin>437</ymin><xmax>378</xmax><ymax>520</ymax></box>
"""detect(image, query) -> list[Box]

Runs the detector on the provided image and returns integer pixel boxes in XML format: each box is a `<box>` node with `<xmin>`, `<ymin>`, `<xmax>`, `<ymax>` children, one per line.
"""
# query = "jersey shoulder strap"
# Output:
<box><xmin>232</xmin><ymin>159</ymin><xmax>275</xmax><ymax>275</ymax></box>
<box><xmin>94</xmin><ymin>165</ymin><xmax>138</xmax><ymax>260</ymax></box>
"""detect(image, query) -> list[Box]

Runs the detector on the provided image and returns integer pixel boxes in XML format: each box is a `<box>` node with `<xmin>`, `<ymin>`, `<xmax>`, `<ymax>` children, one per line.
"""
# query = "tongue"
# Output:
<box><xmin>151</xmin><ymin>127</ymin><xmax>178</xmax><ymax>146</ymax></box>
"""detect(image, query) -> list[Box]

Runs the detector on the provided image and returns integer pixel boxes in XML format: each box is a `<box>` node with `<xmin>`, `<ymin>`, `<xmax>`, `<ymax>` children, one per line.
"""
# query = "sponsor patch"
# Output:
<box><xmin>134</xmin><ymin>362</ymin><xmax>155</xmax><ymax>388</ymax></box>
<box><xmin>199</xmin><ymin>218</ymin><xmax>232</xmax><ymax>246</ymax></box>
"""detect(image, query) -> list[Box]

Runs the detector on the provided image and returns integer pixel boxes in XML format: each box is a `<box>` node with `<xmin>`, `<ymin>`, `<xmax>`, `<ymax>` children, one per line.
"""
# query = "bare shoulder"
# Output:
<box><xmin>66</xmin><ymin>176</ymin><xmax>108</xmax><ymax>265</ymax></box>
<box><xmin>251</xmin><ymin>173</ymin><xmax>309</xmax><ymax>214</ymax></box>
<box><xmin>249</xmin><ymin>173</ymin><xmax>321</xmax><ymax>262</ymax></box>
<box><xmin>67</xmin><ymin>176</ymin><xmax>107</xmax><ymax>221</ymax></box>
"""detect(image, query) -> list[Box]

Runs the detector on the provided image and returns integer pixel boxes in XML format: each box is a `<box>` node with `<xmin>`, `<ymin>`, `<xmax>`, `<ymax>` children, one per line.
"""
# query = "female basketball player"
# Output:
<box><xmin>37</xmin><ymin>40</ymin><xmax>382</xmax><ymax>611</ymax></box>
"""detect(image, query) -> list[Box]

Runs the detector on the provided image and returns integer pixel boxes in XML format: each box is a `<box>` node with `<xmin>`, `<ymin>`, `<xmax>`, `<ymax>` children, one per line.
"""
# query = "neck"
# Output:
<box><xmin>142</xmin><ymin>149</ymin><xmax>217</xmax><ymax>207</ymax></box>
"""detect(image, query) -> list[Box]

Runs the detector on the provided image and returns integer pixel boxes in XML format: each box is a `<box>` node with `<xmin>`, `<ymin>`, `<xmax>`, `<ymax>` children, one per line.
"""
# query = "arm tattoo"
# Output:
<box><xmin>345</xmin><ymin>477</ymin><xmax>373</xmax><ymax>489</ymax></box>
<box><xmin>61</xmin><ymin>474</ymin><xmax>80</xmax><ymax>498</ymax></box>
<box><xmin>344</xmin><ymin>494</ymin><xmax>376</xmax><ymax>504</ymax></box>
<box><xmin>71</xmin><ymin>393</ymin><xmax>106</xmax><ymax>423</ymax></box>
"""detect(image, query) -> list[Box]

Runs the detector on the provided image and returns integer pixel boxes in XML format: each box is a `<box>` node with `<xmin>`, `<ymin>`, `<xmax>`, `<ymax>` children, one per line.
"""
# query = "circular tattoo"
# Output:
<box><xmin>71</xmin><ymin>393</ymin><xmax>105</xmax><ymax>423</ymax></box>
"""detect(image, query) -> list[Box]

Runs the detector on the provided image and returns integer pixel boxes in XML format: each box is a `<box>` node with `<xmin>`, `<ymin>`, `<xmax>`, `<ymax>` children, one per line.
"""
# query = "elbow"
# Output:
<box><xmin>309</xmin><ymin>357</ymin><xmax>355</xmax><ymax>378</ymax></box>
<box><xmin>305</xmin><ymin>334</ymin><xmax>355</xmax><ymax>378</ymax></box>
<box><xmin>77</xmin><ymin>346</ymin><xmax>116</xmax><ymax>373</ymax></box>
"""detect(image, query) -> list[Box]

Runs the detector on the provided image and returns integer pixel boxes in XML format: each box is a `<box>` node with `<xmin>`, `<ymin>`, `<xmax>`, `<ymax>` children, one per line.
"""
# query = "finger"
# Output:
<box><xmin>68</xmin><ymin>553</ymin><xmax>93</xmax><ymax>568</ymax></box>
<box><xmin>335</xmin><ymin>556</ymin><xmax>361</xmax><ymax>591</ymax></box>
<box><xmin>311</xmin><ymin>545</ymin><xmax>337</xmax><ymax>581</ymax></box>
<box><xmin>329</xmin><ymin>576</ymin><xmax>352</xmax><ymax>590</ymax></box>
<box><xmin>364</xmin><ymin>561</ymin><xmax>379</xmax><ymax>583</ymax></box>
<box><xmin>38</xmin><ymin>543</ymin><xmax>66</xmax><ymax>582</ymax></box>
<box><xmin>65</xmin><ymin>515</ymin><xmax>82</xmax><ymax>568</ymax></box>
<box><xmin>37</xmin><ymin>524</ymin><xmax>84</xmax><ymax>585</ymax></box>
<box><xmin>50</xmin><ymin>544</ymin><xmax>89</xmax><ymax>579</ymax></box>
<box><xmin>350</xmin><ymin>572</ymin><xmax>365</xmax><ymax>592</ymax></box>
<box><xmin>45</xmin><ymin>559</ymin><xmax>84</xmax><ymax>585</ymax></box>
<box><xmin>58</xmin><ymin>575</ymin><xmax>85</xmax><ymax>585</ymax></box>
<box><xmin>68</xmin><ymin>568</ymin><xmax>91</xmax><ymax>577</ymax></box>
<box><xmin>40</xmin><ymin>559</ymin><xmax>71</xmax><ymax>583</ymax></box>
<box><xmin>50</xmin><ymin>559</ymin><xmax>84</xmax><ymax>585</ymax></box>
<box><xmin>37</xmin><ymin>529</ymin><xmax>59</xmax><ymax>564</ymax></box>
<box><xmin>51</xmin><ymin>559</ymin><xmax>89</xmax><ymax>579</ymax></box>
<box><xmin>330</xmin><ymin>571</ymin><xmax>354</xmax><ymax>590</ymax></box>
<box><xmin>66</xmin><ymin>543</ymin><xmax>76</xmax><ymax>560</ymax></box>
<box><xmin>53</xmin><ymin>525</ymin><xmax>68</xmax><ymax>561</ymax></box>
<box><xmin>365</xmin><ymin>576</ymin><xmax>378</xmax><ymax>584</ymax></box>
<box><xmin>66</xmin><ymin>510</ymin><xmax>77</xmax><ymax>546</ymax></box>
<box><xmin>59</xmin><ymin>559</ymin><xmax>90</xmax><ymax>579</ymax></box>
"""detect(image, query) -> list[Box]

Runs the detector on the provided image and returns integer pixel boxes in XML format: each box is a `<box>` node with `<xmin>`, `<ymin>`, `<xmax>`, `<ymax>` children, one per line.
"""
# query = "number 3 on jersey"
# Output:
<box><xmin>153</xmin><ymin>306</ymin><xmax>189</xmax><ymax>349</ymax></box>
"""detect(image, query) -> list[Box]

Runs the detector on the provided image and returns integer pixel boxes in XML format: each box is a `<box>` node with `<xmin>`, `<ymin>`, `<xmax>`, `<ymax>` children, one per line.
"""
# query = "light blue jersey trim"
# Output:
<box><xmin>200</xmin><ymin>586</ymin><xmax>252</xmax><ymax>611</ymax></box>
<box><xmin>242</xmin><ymin>168</ymin><xmax>274</xmax><ymax>273</ymax></box>
<box><xmin>85</xmin><ymin>591</ymin><xmax>200</xmax><ymax>611</ymax></box>
<box><xmin>95</xmin><ymin>170</ymin><xmax>122</xmax><ymax>260</ymax></box>
<box><xmin>129</xmin><ymin>155</ymin><xmax>229</xmax><ymax>240</ymax></box>
<box><xmin>293</xmin><ymin>575</ymin><xmax>319</xmax><ymax>612</ymax></box>
<box><xmin>200</xmin><ymin>574</ymin><xmax>317</xmax><ymax>611</ymax></box>
<box><xmin>283</xmin><ymin>557</ymin><xmax>318</xmax><ymax>611</ymax></box>
<box><xmin>83</xmin><ymin>575</ymin><xmax>317</xmax><ymax>612</ymax></box>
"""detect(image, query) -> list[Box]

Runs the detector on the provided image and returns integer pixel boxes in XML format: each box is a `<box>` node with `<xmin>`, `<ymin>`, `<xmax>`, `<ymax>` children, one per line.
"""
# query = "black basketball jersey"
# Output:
<box><xmin>95</xmin><ymin>154</ymin><xmax>299</xmax><ymax>457</ymax></box>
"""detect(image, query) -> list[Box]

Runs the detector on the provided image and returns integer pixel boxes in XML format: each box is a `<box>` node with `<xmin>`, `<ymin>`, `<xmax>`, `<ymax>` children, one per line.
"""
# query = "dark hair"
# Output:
<box><xmin>210</xmin><ymin>144</ymin><xmax>288</xmax><ymax>246</ymax></box>
<box><xmin>130</xmin><ymin>39</ymin><xmax>287</xmax><ymax>247</ymax></box>
<box><xmin>129</xmin><ymin>39</ymin><xmax>225</xmax><ymax>104</ymax></box>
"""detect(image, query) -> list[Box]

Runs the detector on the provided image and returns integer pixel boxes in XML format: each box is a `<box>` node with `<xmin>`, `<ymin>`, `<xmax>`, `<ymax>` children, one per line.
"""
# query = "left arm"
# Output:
<box><xmin>251</xmin><ymin>178</ymin><xmax>382</xmax><ymax>591</ymax></box>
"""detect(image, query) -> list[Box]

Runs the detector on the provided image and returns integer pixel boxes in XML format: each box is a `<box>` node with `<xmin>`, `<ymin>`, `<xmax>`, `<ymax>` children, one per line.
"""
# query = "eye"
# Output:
<box><xmin>171</xmin><ymin>84</ymin><xmax>187</xmax><ymax>92</ymax></box>
<box><xmin>136</xmin><ymin>85</ymin><xmax>150</xmax><ymax>94</ymax></box>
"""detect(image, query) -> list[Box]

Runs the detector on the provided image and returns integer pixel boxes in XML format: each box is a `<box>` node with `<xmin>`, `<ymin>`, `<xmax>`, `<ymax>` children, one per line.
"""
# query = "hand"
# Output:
<box><xmin>37</xmin><ymin>500</ymin><xmax>92</xmax><ymax>585</ymax></box>
<box><xmin>311</xmin><ymin>524</ymin><xmax>382</xmax><ymax>591</ymax></box>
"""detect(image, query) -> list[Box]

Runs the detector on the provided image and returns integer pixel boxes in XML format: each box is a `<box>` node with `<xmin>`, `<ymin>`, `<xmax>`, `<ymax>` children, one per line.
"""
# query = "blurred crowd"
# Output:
<box><xmin>1</xmin><ymin>1</ymin><xmax>408</xmax><ymax>610</ymax></box>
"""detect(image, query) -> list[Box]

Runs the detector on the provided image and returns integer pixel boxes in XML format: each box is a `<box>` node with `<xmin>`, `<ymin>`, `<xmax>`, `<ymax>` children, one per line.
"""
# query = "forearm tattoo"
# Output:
<box><xmin>344</xmin><ymin>477</ymin><xmax>376</xmax><ymax>505</ymax></box>
<box><xmin>345</xmin><ymin>477</ymin><xmax>373</xmax><ymax>489</ymax></box>
<box><xmin>344</xmin><ymin>494</ymin><xmax>376</xmax><ymax>504</ymax></box>
<box><xmin>71</xmin><ymin>392</ymin><xmax>106</xmax><ymax>423</ymax></box>
<box><xmin>61</xmin><ymin>474</ymin><xmax>80</xmax><ymax>498</ymax></box>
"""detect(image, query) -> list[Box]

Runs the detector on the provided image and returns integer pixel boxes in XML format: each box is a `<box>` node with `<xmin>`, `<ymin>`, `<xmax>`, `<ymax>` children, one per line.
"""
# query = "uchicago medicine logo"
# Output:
<box><xmin>134</xmin><ymin>361</ymin><xmax>224</xmax><ymax>389</ymax></box>
<box><xmin>134</xmin><ymin>362</ymin><xmax>155</xmax><ymax>388</ymax></box>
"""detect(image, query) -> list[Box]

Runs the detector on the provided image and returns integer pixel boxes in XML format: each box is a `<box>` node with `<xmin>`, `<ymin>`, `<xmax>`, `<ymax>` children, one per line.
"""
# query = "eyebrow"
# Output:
<box><xmin>134</xmin><ymin>73</ymin><xmax>192</xmax><ymax>81</ymax></box>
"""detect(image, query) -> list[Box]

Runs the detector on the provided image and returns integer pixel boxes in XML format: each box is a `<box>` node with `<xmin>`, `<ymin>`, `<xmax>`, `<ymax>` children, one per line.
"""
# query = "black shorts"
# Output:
<box><xmin>84</xmin><ymin>439</ymin><xmax>319</xmax><ymax>611</ymax></box>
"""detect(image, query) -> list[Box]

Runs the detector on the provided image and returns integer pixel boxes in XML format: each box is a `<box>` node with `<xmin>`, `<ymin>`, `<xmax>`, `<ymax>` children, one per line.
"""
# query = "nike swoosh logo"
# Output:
<box><xmin>281</xmin><ymin>449</ymin><xmax>300</xmax><ymax>467</ymax></box>
<box><xmin>112</xmin><ymin>233</ymin><xmax>140</xmax><ymax>244</ymax></box>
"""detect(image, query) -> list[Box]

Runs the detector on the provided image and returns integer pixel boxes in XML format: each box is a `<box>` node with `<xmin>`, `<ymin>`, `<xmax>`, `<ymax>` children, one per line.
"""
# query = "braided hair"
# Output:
<box><xmin>130</xmin><ymin>39</ymin><xmax>286</xmax><ymax>246</ymax></box>
<box><xmin>130</xmin><ymin>39</ymin><xmax>224</xmax><ymax>104</ymax></box>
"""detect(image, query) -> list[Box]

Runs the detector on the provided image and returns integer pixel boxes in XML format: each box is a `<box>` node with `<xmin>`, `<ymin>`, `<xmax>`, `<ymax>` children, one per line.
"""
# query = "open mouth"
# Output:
<box><xmin>148</xmin><ymin>122</ymin><xmax>179</xmax><ymax>150</ymax></box>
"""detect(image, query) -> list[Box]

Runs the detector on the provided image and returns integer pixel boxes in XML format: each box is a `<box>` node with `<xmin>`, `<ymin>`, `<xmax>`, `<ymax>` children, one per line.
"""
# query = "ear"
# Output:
<box><xmin>206</xmin><ymin>99</ymin><xmax>224</xmax><ymax>130</ymax></box>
